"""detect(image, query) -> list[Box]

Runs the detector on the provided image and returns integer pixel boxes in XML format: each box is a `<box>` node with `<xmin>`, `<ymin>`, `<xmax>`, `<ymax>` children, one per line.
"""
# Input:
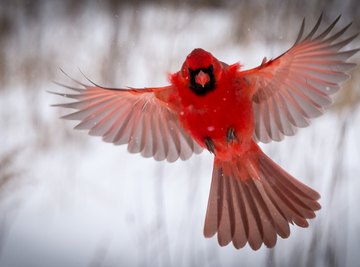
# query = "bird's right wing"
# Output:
<box><xmin>50</xmin><ymin>73</ymin><xmax>203</xmax><ymax>162</ymax></box>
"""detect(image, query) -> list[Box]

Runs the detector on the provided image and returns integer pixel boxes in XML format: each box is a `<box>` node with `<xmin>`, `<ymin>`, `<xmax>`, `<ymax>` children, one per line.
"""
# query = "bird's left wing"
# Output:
<box><xmin>51</xmin><ymin>74</ymin><xmax>203</xmax><ymax>162</ymax></box>
<box><xmin>240</xmin><ymin>14</ymin><xmax>359</xmax><ymax>143</ymax></box>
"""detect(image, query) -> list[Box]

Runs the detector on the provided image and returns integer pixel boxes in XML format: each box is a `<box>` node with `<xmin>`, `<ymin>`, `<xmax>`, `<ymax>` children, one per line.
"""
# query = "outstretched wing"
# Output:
<box><xmin>241</xmin><ymin>14</ymin><xmax>359</xmax><ymax>143</ymax></box>
<box><xmin>50</xmin><ymin>73</ymin><xmax>203</xmax><ymax>162</ymax></box>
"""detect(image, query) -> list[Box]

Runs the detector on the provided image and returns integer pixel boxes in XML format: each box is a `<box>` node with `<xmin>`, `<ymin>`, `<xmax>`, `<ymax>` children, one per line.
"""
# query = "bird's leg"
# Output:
<box><xmin>204</xmin><ymin>137</ymin><xmax>215</xmax><ymax>154</ymax></box>
<box><xmin>226</xmin><ymin>127</ymin><xmax>237</xmax><ymax>143</ymax></box>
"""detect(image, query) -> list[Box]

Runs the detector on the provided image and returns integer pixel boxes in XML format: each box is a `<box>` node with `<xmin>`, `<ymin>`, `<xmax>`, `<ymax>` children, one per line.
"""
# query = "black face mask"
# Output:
<box><xmin>188</xmin><ymin>65</ymin><xmax>216</xmax><ymax>96</ymax></box>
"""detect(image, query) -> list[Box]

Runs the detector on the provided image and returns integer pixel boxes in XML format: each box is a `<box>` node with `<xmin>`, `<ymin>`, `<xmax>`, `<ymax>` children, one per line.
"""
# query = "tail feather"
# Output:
<box><xmin>203</xmin><ymin>149</ymin><xmax>321</xmax><ymax>250</ymax></box>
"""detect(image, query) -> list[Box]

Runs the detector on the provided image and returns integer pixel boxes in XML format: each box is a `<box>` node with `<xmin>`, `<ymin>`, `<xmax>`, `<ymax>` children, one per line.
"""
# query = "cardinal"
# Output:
<box><xmin>52</xmin><ymin>14</ymin><xmax>358</xmax><ymax>250</ymax></box>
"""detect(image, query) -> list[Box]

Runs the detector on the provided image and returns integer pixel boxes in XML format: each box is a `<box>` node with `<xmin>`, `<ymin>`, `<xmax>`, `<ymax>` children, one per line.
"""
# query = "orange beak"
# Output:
<box><xmin>195</xmin><ymin>70</ymin><xmax>210</xmax><ymax>87</ymax></box>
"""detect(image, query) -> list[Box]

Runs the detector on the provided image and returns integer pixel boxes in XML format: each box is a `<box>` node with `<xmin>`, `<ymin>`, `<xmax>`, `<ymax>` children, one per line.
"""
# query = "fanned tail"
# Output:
<box><xmin>203</xmin><ymin>146</ymin><xmax>321</xmax><ymax>250</ymax></box>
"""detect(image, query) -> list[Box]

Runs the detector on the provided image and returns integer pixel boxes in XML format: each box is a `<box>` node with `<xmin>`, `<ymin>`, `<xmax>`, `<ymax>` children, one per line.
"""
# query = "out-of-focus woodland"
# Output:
<box><xmin>1</xmin><ymin>0</ymin><xmax>360</xmax><ymax>266</ymax></box>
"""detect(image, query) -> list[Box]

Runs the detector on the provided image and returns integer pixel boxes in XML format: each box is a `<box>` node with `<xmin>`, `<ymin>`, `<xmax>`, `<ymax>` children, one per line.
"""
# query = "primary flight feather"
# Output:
<box><xmin>52</xmin><ymin>14</ymin><xmax>358</xmax><ymax>250</ymax></box>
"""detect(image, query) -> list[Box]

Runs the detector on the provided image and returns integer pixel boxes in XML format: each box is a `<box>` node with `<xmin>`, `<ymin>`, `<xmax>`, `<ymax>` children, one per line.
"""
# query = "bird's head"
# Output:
<box><xmin>180</xmin><ymin>48</ymin><xmax>223</xmax><ymax>96</ymax></box>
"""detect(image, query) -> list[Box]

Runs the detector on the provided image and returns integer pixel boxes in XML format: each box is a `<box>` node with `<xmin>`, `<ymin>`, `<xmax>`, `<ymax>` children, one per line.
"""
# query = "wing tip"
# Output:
<box><xmin>294</xmin><ymin>17</ymin><xmax>306</xmax><ymax>45</ymax></box>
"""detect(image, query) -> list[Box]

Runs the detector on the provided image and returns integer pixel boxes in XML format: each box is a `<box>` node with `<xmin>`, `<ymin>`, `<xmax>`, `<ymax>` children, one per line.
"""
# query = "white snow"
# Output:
<box><xmin>0</xmin><ymin>3</ymin><xmax>359</xmax><ymax>267</ymax></box>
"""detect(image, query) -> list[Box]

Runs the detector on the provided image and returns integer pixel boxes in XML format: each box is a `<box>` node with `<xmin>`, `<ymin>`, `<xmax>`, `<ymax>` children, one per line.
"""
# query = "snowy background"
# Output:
<box><xmin>1</xmin><ymin>0</ymin><xmax>360</xmax><ymax>266</ymax></box>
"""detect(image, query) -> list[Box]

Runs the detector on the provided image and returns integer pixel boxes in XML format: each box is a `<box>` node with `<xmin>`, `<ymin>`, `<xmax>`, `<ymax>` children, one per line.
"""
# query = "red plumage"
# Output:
<box><xmin>52</xmin><ymin>14</ymin><xmax>358</xmax><ymax>250</ymax></box>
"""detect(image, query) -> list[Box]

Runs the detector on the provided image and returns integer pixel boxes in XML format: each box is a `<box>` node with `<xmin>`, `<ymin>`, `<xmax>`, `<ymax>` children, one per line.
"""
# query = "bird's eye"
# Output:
<box><xmin>188</xmin><ymin>68</ymin><xmax>195</xmax><ymax>75</ymax></box>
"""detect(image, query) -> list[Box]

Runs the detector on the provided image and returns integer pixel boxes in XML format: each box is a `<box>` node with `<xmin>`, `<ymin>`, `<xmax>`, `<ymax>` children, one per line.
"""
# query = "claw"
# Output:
<box><xmin>205</xmin><ymin>137</ymin><xmax>215</xmax><ymax>154</ymax></box>
<box><xmin>226</xmin><ymin>128</ymin><xmax>237</xmax><ymax>143</ymax></box>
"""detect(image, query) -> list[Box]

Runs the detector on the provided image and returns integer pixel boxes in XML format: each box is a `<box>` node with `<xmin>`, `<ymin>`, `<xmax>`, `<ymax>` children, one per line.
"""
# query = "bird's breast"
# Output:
<box><xmin>175</xmin><ymin>76</ymin><xmax>255</xmax><ymax>155</ymax></box>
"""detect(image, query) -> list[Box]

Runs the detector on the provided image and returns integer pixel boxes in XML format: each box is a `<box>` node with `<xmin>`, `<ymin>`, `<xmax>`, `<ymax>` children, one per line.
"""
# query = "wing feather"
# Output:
<box><xmin>242</xmin><ymin>15</ymin><xmax>358</xmax><ymax>143</ymax></box>
<box><xmin>51</xmin><ymin>77</ymin><xmax>203</xmax><ymax>162</ymax></box>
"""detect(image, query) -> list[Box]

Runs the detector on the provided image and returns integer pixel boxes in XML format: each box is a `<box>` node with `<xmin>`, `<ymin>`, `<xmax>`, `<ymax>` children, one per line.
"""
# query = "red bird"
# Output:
<box><xmin>52</xmin><ymin>15</ymin><xmax>358</xmax><ymax>250</ymax></box>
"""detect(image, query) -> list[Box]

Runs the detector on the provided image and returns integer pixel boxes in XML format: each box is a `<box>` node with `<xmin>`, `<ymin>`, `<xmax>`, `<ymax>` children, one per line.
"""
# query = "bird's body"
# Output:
<box><xmin>169</xmin><ymin>60</ymin><xmax>254</xmax><ymax>160</ymax></box>
<box><xmin>52</xmin><ymin>14</ymin><xmax>359</xmax><ymax>250</ymax></box>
